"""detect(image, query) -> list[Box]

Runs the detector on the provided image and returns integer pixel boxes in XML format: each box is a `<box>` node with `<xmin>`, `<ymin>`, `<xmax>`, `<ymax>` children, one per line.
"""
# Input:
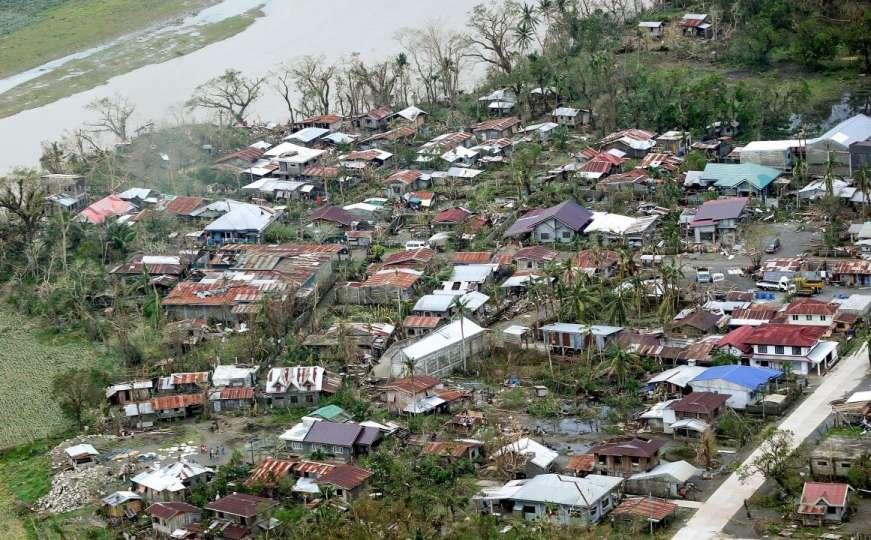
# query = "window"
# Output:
<box><xmin>826</xmin><ymin>506</ymin><xmax>837</xmax><ymax>514</ymax></box>
<box><xmin>306</xmin><ymin>395</ymin><xmax>314</xmax><ymax>403</ymax></box>
<box><xmin>291</xmin><ymin>441</ymin><xmax>303</xmax><ymax>450</ymax></box>
<box><xmin>792</xmin><ymin>315</ymin><xmax>799</xmax><ymax>321</ymax></box>
<box><xmin>522</xmin><ymin>505</ymin><xmax>536</xmax><ymax>514</ymax></box>
<box><xmin>290</xmin><ymin>396</ymin><xmax>298</xmax><ymax>404</ymax></box>
<box><xmin>562</xmin><ymin>231</ymin><xmax>571</xmax><ymax>239</ymax></box>
<box><xmin>631</xmin><ymin>456</ymin><xmax>640</xmax><ymax>464</ymax></box>
<box><xmin>792</xmin><ymin>346</ymin><xmax>802</xmax><ymax>355</ymax></box>
<box><xmin>539</xmin><ymin>232</ymin><xmax>550</xmax><ymax>240</ymax></box>
<box><xmin>806</xmin><ymin>315</ymin><xmax>813</xmax><ymax>321</ymax></box>
<box><xmin>816</xmin><ymin>461</ymin><xmax>828</xmax><ymax>466</ymax></box>
<box><xmin>527</xmin><ymin>261</ymin><xmax>533</xmax><ymax>269</ymax></box>
<box><xmin>758</xmin><ymin>345</ymin><xmax>768</xmax><ymax>353</ymax></box>
<box><xmin>775</xmin><ymin>346</ymin><xmax>784</xmax><ymax>354</ymax></box>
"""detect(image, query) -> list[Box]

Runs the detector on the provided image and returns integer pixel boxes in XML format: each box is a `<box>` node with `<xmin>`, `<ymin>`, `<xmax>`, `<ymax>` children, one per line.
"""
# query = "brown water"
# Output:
<box><xmin>0</xmin><ymin>0</ymin><xmax>483</xmax><ymax>171</ymax></box>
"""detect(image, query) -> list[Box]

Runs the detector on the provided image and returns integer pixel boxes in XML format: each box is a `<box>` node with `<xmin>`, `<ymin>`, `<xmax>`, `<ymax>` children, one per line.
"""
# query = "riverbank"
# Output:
<box><xmin>0</xmin><ymin>1</ymin><xmax>264</xmax><ymax>119</ymax></box>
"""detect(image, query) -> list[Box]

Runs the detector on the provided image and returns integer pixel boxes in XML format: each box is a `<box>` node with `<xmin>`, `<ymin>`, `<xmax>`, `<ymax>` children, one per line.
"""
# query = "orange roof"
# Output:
<box><xmin>362</xmin><ymin>269</ymin><xmax>421</xmax><ymax>289</ymax></box>
<box><xmin>784</xmin><ymin>298</ymin><xmax>837</xmax><ymax>316</ymax></box>
<box><xmin>435</xmin><ymin>388</ymin><xmax>470</xmax><ymax>402</ymax></box>
<box><xmin>245</xmin><ymin>457</ymin><xmax>297</xmax><ymax>486</ymax></box>
<box><xmin>218</xmin><ymin>387</ymin><xmax>254</xmax><ymax>400</ymax></box>
<box><xmin>452</xmin><ymin>251</ymin><xmax>493</xmax><ymax>264</ymax></box>
<box><xmin>386</xmin><ymin>169</ymin><xmax>422</xmax><ymax>185</ymax></box>
<box><xmin>303</xmin><ymin>165</ymin><xmax>338</xmax><ymax>178</ymax></box>
<box><xmin>171</xmin><ymin>372</ymin><xmax>209</xmax><ymax>385</ymax></box>
<box><xmin>565</xmin><ymin>454</ymin><xmax>595</xmax><ymax>473</ymax></box>
<box><xmin>163</xmin><ymin>282</ymin><xmax>262</xmax><ymax>307</ymax></box>
<box><xmin>382</xmin><ymin>248</ymin><xmax>434</xmax><ymax>267</ymax></box>
<box><xmin>164</xmin><ymin>196</ymin><xmax>205</xmax><ymax>216</ymax></box>
<box><xmin>382</xmin><ymin>375</ymin><xmax>440</xmax><ymax>394</ymax></box>
<box><xmin>474</xmin><ymin>117</ymin><xmax>520</xmax><ymax>132</ymax></box>
<box><xmin>613</xmin><ymin>496</ymin><xmax>677</xmax><ymax>521</ymax></box>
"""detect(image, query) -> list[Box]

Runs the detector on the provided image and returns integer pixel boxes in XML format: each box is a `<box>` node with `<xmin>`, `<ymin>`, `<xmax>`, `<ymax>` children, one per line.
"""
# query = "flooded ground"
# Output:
<box><xmin>0</xmin><ymin>0</ymin><xmax>482</xmax><ymax>172</ymax></box>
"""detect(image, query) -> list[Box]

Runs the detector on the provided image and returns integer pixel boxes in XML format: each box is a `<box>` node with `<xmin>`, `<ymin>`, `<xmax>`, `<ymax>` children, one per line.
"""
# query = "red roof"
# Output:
<box><xmin>798</xmin><ymin>482</ymin><xmax>849</xmax><ymax>515</ymax></box>
<box><xmin>382</xmin><ymin>375</ymin><xmax>440</xmax><ymax>394</ymax></box>
<box><xmin>452</xmin><ymin>251</ymin><xmax>494</xmax><ymax>264</ymax></box>
<box><xmin>565</xmin><ymin>454</ymin><xmax>595</xmax><ymax>473</ymax></box>
<box><xmin>311</xmin><ymin>205</ymin><xmax>357</xmax><ymax>227</ymax></box>
<box><xmin>573</xmin><ymin>249</ymin><xmax>619</xmax><ymax>270</ymax></box>
<box><xmin>433</xmin><ymin>207</ymin><xmax>472</xmax><ymax>224</ymax></box>
<box><xmin>581</xmin><ymin>159</ymin><xmax>615</xmax><ymax>174</ymax></box>
<box><xmin>613</xmin><ymin>497</ymin><xmax>677</xmax><ymax>521</ymax></box>
<box><xmin>79</xmin><ymin>194</ymin><xmax>136</xmax><ymax>224</ymax></box>
<box><xmin>784</xmin><ymin>298</ymin><xmax>838</xmax><ymax>316</ymax></box>
<box><xmin>360</xmin><ymin>269</ymin><xmax>421</xmax><ymax>289</ymax></box>
<box><xmin>218</xmin><ymin>387</ymin><xmax>254</xmax><ymax>400</ymax></box>
<box><xmin>717</xmin><ymin>324</ymin><xmax>760</xmax><ymax>354</ymax></box>
<box><xmin>164</xmin><ymin>196</ymin><xmax>205</xmax><ymax>216</ymax></box>
<box><xmin>163</xmin><ymin>282</ymin><xmax>262</xmax><ymax>307</ymax></box>
<box><xmin>403</xmin><ymin>315</ymin><xmax>442</xmax><ymax>329</ymax></box>
<box><xmin>365</xmin><ymin>106</ymin><xmax>393</xmax><ymax>120</ymax></box>
<box><xmin>146</xmin><ymin>501</ymin><xmax>200</xmax><ymax>520</ymax></box>
<box><xmin>317</xmin><ymin>464</ymin><xmax>373</xmax><ymax>490</ymax></box>
<box><xmin>386</xmin><ymin>169</ymin><xmax>422</xmax><ymax>185</ymax></box>
<box><xmin>742</xmin><ymin>324</ymin><xmax>827</xmax><ymax>347</ymax></box>
<box><xmin>345</xmin><ymin>149</ymin><xmax>383</xmax><ymax>161</ymax></box>
<box><xmin>668</xmin><ymin>392</ymin><xmax>728</xmax><ymax>415</ymax></box>
<box><xmin>245</xmin><ymin>457</ymin><xmax>297</xmax><ymax>486</ymax></box>
<box><xmin>172</xmin><ymin>372</ymin><xmax>209</xmax><ymax>385</ymax></box>
<box><xmin>149</xmin><ymin>393</ymin><xmax>202</xmax><ymax>411</ymax></box>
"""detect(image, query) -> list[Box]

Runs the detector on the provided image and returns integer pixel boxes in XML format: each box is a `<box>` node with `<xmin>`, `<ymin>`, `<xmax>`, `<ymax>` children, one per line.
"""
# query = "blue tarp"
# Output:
<box><xmin>690</xmin><ymin>365</ymin><xmax>782</xmax><ymax>390</ymax></box>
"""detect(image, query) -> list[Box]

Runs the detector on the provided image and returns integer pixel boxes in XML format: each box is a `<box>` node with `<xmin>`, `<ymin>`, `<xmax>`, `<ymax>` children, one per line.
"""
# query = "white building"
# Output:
<box><xmin>396</xmin><ymin>318</ymin><xmax>487</xmax><ymax>377</ymax></box>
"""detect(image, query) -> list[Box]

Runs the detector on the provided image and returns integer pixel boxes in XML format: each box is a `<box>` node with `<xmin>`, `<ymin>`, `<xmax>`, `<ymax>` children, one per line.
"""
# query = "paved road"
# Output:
<box><xmin>672</xmin><ymin>343</ymin><xmax>869</xmax><ymax>540</ymax></box>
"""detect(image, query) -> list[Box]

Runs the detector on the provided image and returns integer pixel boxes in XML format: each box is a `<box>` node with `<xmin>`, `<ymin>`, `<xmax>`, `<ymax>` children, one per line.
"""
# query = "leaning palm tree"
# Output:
<box><xmin>598</xmin><ymin>346</ymin><xmax>640</xmax><ymax>390</ymax></box>
<box><xmin>401</xmin><ymin>353</ymin><xmax>418</xmax><ymax>414</ymax></box>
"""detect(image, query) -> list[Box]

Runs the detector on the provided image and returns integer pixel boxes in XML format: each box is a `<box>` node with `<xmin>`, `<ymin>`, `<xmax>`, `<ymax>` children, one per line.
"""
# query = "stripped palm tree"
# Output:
<box><xmin>598</xmin><ymin>346</ymin><xmax>640</xmax><ymax>390</ymax></box>
<box><xmin>450</xmin><ymin>295</ymin><xmax>470</xmax><ymax>372</ymax></box>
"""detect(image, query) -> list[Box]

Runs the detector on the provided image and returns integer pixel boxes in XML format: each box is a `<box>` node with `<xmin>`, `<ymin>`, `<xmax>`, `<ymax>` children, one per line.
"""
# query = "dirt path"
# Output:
<box><xmin>672</xmin><ymin>343</ymin><xmax>869</xmax><ymax>540</ymax></box>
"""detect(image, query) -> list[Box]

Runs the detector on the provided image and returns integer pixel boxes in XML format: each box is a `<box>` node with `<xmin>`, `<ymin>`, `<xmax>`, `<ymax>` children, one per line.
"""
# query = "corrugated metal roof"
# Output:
<box><xmin>149</xmin><ymin>394</ymin><xmax>202</xmax><ymax>411</ymax></box>
<box><xmin>613</xmin><ymin>496</ymin><xmax>677</xmax><ymax>521</ymax></box>
<box><xmin>504</xmin><ymin>200</ymin><xmax>593</xmax><ymax>237</ymax></box>
<box><xmin>691</xmin><ymin>365</ymin><xmax>782</xmax><ymax>389</ymax></box>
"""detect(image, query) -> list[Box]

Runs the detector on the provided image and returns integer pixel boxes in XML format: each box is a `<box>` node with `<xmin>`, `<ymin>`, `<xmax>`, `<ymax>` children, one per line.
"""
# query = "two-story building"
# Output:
<box><xmin>590</xmin><ymin>437</ymin><xmax>663</xmax><ymax>478</ymax></box>
<box><xmin>740</xmin><ymin>324</ymin><xmax>838</xmax><ymax>376</ymax></box>
<box><xmin>264</xmin><ymin>366</ymin><xmax>341</xmax><ymax>408</ymax></box>
<box><xmin>689</xmin><ymin>197</ymin><xmax>748</xmax><ymax>245</ymax></box>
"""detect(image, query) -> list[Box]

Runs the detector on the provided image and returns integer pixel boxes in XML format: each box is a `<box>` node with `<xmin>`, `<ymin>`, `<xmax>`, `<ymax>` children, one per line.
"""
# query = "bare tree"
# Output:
<box><xmin>349</xmin><ymin>58</ymin><xmax>399</xmax><ymax>109</ymax></box>
<box><xmin>86</xmin><ymin>94</ymin><xmax>136</xmax><ymax>142</ymax></box>
<box><xmin>397</xmin><ymin>24</ymin><xmax>469</xmax><ymax>103</ymax></box>
<box><xmin>289</xmin><ymin>55</ymin><xmax>337</xmax><ymax>116</ymax></box>
<box><xmin>467</xmin><ymin>2</ymin><xmax>519</xmax><ymax>75</ymax></box>
<box><xmin>0</xmin><ymin>168</ymin><xmax>46</xmax><ymax>244</ymax></box>
<box><xmin>271</xmin><ymin>63</ymin><xmax>298</xmax><ymax>125</ymax></box>
<box><xmin>186</xmin><ymin>69</ymin><xmax>265</xmax><ymax>125</ymax></box>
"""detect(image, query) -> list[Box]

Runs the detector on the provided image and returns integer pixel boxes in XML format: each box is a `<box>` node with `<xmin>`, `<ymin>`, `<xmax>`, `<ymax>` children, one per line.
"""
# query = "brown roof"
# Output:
<box><xmin>146</xmin><ymin>501</ymin><xmax>200</xmax><ymax>520</ymax></box>
<box><xmin>564</xmin><ymin>454</ymin><xmax>595</xmax><ymax>473</ymax></box>
<box><xmin>784</xmin><ymin>298</ymin><xmax>838</xmax><ymax>316</ymax></box>
<box><xmin>302</xmin><ymin>114</ymin><xmax>342</xmax><ymax>125</ymax></box>
<box><xmin>365</xmin><ymin>106</ymin><xmax>393</xmax><ymax>120</ymax></box>
<box><xmin>163</xmin><ymin>282</ymin><xmax>263</xmax><ymax>307</ymax></box>
<box><xmin>361</xmin><ymin>269</ymin><xmax>421</xmax><ymax>289</ymax></box>
<box><xmin>245</xmin><ymin>458</ymin><xmax>297</xmax><ymax>486</ymax></box>
<box><xmin>172</xmin><ymin>372</ymin><xmax>209</xmax><ymax>385</ymax></box>
<box><xmin>672</xmin><ymin>309</ymin><xmax>722</xmax><ymax>333</ymax></box>
<box><xmin>433</xmin><ymin>207</ymin><xmax>472</xmax><ymax>224</ymax></box>
<box><xmin>513</xmin><ymin>245</ymin><xmax>558</xmax><ymax>263</ymax></box>
<box><xmin>214</xmin><ymin>146</ymin><xmax>264</xmax><ymax>164</ymax></box>
<box><xmin>668</xmin><ymin>392</ymin><xmax>728</xmax><ymax>415</ymax></box>
<box><xmin>452</xmin><ymin>251</ymin><xmax>494</xmax><ymax>265</ymax></box>
<box><xmin>383</xmin><ymin>375</ymin><xmax>440</xmax><ymax>394</ymax></box>
<box><xmin>422</xmin><ymin>440</ymin><xmax>479</xmax><ymax>458</ymax></box>
<box><xmin>573</xmin><ymin>249</ymin><xmax>619</xmax><ymax>270</ymax></box>
<box><xmin>382</xmin><ymin>248</ymin><xmax>435</xmax><ymax>267</ymax></box>
<box><xmin>149</xmin><ymin>393</ymin><xmax>202</xmax><ymax>411</ymax></box>
<box><xmin>303</xmin><ymin>165</ymin><xmax>338</xmax><ymax>178</ymax></box>
<box><xmin>612</xmin><ymin>496</ymin><xmax>677</xmax><ymax>521</ymax></box>
<box><xmin>403</xmin><ymin>315</ymin><xmax>442</xmax><ymax>329</ymax></box>
<box><xmin>386</xmin><ymin>169</ymin><xmax>422</xmax><ymax>185</ymax></box>
<box><xmin>591</xmin><ymin>437</ymin><xmax>663</xmax><ymax>458</ymax></box>
<box><xmin>206</xmin><ymin>493</ymin><xmax>277</xmax><ymax>518</ymax></box>
<box><xmin>164</xmin><ymin>196</ymin><xmax>205</xmax><ymax>216</ymax></box>
<box><xmin>473</xmin><ymin>117</ymin><xmax>520</xmax><ymax>132</ymax></box>
<box><xmin>435</xmin><ymin>388</ymin><xmax>470</xmax><ymax>402</ymax></box>
<box><xmin>317</xmin><ymin>464</ymin><xmax>373</xmax><ymax>490</ymax></box>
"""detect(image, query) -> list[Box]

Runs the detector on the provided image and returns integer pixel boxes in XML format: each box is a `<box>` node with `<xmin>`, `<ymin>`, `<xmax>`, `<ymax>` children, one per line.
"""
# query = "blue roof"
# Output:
<box><xmin>702</xmin><ymin>163</ymin><xmax>781</xmax><ymax>191</ymax></box>
<box><xmin>690</xmin><ymin>365</ymin><xmax>782</xmax><ymax>390</ymax></box>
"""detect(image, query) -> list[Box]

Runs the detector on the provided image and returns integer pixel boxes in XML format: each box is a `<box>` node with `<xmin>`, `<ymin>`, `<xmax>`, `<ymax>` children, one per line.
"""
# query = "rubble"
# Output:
<box><xmin>35</xmin><ymin>465</ymin><xmax>116</xmax><ymax>514</ymax></box>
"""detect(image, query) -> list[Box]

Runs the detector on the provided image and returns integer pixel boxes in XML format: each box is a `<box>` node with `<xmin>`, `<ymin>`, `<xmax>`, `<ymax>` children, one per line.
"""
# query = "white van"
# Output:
<box><xmin>405</xmin><ymin>240</ymin><xmax>428</xmax><ymax>251</ymax></box>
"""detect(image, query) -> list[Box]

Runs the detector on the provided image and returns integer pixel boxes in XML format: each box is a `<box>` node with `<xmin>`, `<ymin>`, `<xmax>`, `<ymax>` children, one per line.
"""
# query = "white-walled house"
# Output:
<box><xmin>689</xmin><ymin>365</ymin><xmax>783</xmax><ymax>409</ymax></box>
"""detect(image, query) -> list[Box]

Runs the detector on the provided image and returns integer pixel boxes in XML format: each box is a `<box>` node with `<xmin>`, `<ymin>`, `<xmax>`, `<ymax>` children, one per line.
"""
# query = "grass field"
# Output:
<box><xmin>0</xmin><ymin>0</ymin><xmax>220</xmax><ymax>79</ymax></box>
<box><xmin>0</xmin><ymin>308</ymin><xmax>106</xmax><ymax>450</ymax></box>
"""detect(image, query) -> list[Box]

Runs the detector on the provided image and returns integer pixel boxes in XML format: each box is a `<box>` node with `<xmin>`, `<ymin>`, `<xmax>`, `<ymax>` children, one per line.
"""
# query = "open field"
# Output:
<box><xmin>0</xmin><ymin>309</ymin><xmax>105</xmax><ymax>449</ymax></box>
<box><xmin>0</xmin><ymin>5</ymin><xmax>262</xmax><ymax>118</ymax></box>
<box><xmin>0</xmin><ymin>0</ymin><xmax>221</xmax><ymax>78</ymax></box>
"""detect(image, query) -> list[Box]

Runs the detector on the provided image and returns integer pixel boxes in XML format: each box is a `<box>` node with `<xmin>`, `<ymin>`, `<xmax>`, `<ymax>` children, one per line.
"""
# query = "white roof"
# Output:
<box><xmin>279</xmin><ymin>417</ymin><xmax>317</xmax><ymax>442</ymax></box>
<box><xmin>833</xmin><ymin>294</ymin><xmax>871</xmax><ymax>314</ymax></box>
<box><xmin>118</xmin><ymin>187</ymin><xmax>157</xmax><ymax>200</ymax></box>
<box><xmin>494</xmin><ymin>438</ymin><xmax>558</xmax><ymax>469</ymax></box>
<box><xmin>393</xmin><ymin>105</ymin><xmax>427</xmax><ymax>121</ymax></box>
<box><xmin>539</xmin><ymin>323</ymin><xmax>623</xmax><ymax>336</ymax></box>
<box><xmin>212</xmin><ymin>365</ymin><xmax>258</xmax><ymax>387</ymax></box>
<box><xmin>647</xmin><ymin>365</ymin><xmax>708</xmax><ymax>388</ymax></box>
<box><xmin>629</xmin><ymin>460</ymin><xmax>701</xmax><ymax>483</ymax></box>
<box><xmin>322</xmin><ymin>132</ymin><xmax>357</xmax><ymax>144</ymax></box>
<box><xmin>131</xmin><ymin>461</ymin><xmax>212</xmax><ymax>493</ymax></box>
<box><xmin>447</xmin><ymin>167</ymin><xmax>484</xmax><ymax>179</ymax></box>
<box><xmin>503</xmin><ymin>325</ymin><xmax>530</xmax><ymax>336</ymax></box>
<box><xmin>809</xmin><ymin>113</ymin><xmax>871</xmax><ymax>149</ymax></box>
<box><xmin>284</xmin><ymin>127</ymin><xmax>330</xmax><ymax>143</ymax></box>
<box><xmin>846</xmin><ymin>390</ymin><xmax>871</xmax><ymax>404</ymax></box>
<box><xmin>106</xmin><ymin>380</ymin><xmax>153</xmax><ymax>398</ymax></box>
<box><xmin>584</xmin><ymin>212</ymin><xmax>658</xmax><ymax>235</ymax></box>
<box><xmin>638</xmin><ymin>21</ymin><xmax>663</xmax><ymax>27</ymax></box>
<box><xmin>413</xmin><ymin>294</ymin><xmax>455</xmax><ymax>313</ymax></box>
<box><xmin>293</xmin><ymin>477</ymin><xmax>321</xmax><ymax>494</ymax></box>
<box><xmin>243</xmin><ymin>177</ymin><xmax>305</xmax><ymax>194</ymax></box>
<box><xmin>458</xmin><ymin>290</ymin><xmax>489</xmax><ymax>311</ymax></box>
<box><xmin>449</xmin><ymin>264</ymin><xmax>496</xmax><ymax>284</ymax></box>
<box><xmin>401</xmin><ymin>318</ymin><xmax>485</xmax><ymax>361</ymax></box>
<box><xmin>617</xmin><ymin>136</ymin><xmax>656</xmax><ymax>151</ymax></box>
<box><xmin>640</xmin><ymin>399</ymin><xmax>679</xmax><ymax>420</ymax></box>
<box><xmin>102</xmin><ymin>490</ymin><xmax>141</xmax><ymax>505</ymax></box>
<box><xmin>510</xmin><ymin>474</ymin><xmax>623</xmax><ymax>507</ymax></box>
<box><xmin>479</xmin><ymin>88</ymin><xmax>515</xmax><ymax>102</ymax></box>
<box><xmin>204</xmin><ymin>204</ymin><xmax>276</xmax><ymax>233</ymax></box>
<box><xmin>65</xmin><ymin>443</ymin><xmax>99</xmax><ymax>457</ymax></box>
<box><xmin>265</xmin><ymin>366</ymin><xmax>331</xmax><ymax>394</ymax></box>
<box><xmin>807</xmin><ymin>341</ymin><xmax>839</xmax><ymax>365</ymax></box>
<box><xmin>190</xmin><ymin>199</ymin><xmax>249</xmax><ymax>217</ymax></box>
<box><xmin>522</xmin><ymin>122</ymin><xmax>559</xmax><ymax>133</ymax></box>
<box><xmin>500</xmin><ymin>274</ymin><xmax>550</xmax><ymax>288</ymax></box>
<box><xmin>403</xmin><ymin>395</ymin><xmax>446</xmax><ymax>414</ymax></box>
<box><xmin>343</xmin><ymin>202</ymin><xmax>380</xmax><ymax>213</ymax></box>
<box><xmin>441</xmin><ymin>145</ymin><xmax>479</xmax><ymax>163</ymax></box>
<box><xmin>141</xmin><ymin>255</ymin><xmax>181</xmax><ymax>265</ymax></box>
<box><xmin>741</xmin><ymin>139</ymin><xmax>802</xmax><ymax>152</ymax></box>
<box><xmin>670</xmin><ymin>418</ymin><xmax>710</xmax><ymax>432</ymax></box>
<box><xmin>123</xmin><ymin>402</ymin><xmax>154</xmax><ymax>417</ymax></box>
<box><xmin>552</xmin><ymin>107</ymin><xmax>580</xmax><ymax>116</ymax></box>
<box><xmin>265</xmin><ymin>142</ymin><xmax>325</xmax><ymax>162</ymax></box>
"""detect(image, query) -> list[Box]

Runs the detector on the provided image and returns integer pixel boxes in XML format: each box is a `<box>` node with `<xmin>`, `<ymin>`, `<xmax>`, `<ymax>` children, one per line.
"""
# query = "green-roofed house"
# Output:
<box><xmin>701</xmin><ymin>163</ymin><xmax>781</xmax><ymax>200</ymax></box>
<box><xmin>309</xmin><ymin>404</ymin><xmax>353</xmax><ymax>423</ymax></box>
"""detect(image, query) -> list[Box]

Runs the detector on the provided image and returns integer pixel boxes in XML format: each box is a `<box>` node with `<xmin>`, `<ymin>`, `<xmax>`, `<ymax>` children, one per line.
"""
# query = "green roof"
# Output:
<box><xmin>702</xmin><ymin>163</ymin><xmax>781</xmax><ymax>191</ymax></box>
<box><xmin>310</xmin><ymin>404</ymin><xmax>351</xmax><ymax>422</ymax></box>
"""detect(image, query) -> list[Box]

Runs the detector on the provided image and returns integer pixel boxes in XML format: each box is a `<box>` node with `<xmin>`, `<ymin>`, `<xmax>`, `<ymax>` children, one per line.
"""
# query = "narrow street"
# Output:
<box><xmin>672</xmin><ymin>343</ymin><xmax>870</xmax><ymax>540</ymax></box>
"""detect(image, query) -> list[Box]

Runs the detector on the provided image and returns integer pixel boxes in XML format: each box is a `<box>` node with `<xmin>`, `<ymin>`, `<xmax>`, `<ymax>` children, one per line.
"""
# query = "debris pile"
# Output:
<box><xmin>35</xmin><ymin>465</ymin><xmax>114</xmax><ymax>513</ymax></box>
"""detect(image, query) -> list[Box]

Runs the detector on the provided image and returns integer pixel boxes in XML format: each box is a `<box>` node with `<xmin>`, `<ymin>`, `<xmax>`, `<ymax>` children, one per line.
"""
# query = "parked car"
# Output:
<box><xmin>765</xmin><ymin>238</ymin><xmax>781</xmax><ymax>253</ymax></box>
<box><xmin>405</xmin><ymin>240</ymin><xmax>429</xmax><ymax>251</ymax></box>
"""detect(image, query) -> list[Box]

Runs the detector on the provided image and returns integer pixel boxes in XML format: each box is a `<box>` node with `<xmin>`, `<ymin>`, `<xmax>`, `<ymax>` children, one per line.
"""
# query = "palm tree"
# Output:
<box><xmin>855</xmin><ymin>166</ymin><xmax>871</xmax><ymax>220</ymax></box>
<box><xmin>603</xmin><ymin>288</ymin><xmax>629</xmax><ymax>325</ymax></box>
<box><xmin>401</xmin><ymin>353</ymin><xmax>418</xmax><ymax>412</ymax></box>
<box><xmin>598</xmin><ymin>346</ymin><xmax>640</xmax><ymax>390</ymax></box>
<box><xmin>450</xmin><ymin>295</ymin><xmax>470</xmax><ymax>372</ymax></box>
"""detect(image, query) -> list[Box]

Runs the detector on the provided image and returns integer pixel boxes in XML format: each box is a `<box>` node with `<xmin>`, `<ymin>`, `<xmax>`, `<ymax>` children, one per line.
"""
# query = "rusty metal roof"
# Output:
<box><xmin>206</xmin><ymin>493</ymin><xmax>276</xmax><ymax>518</ymax></box>
<box><xmin>452</xmin><ymin>251</ymin><xmax>494</xmax><ymax>264</ymax></box>
<box><xmin>361</xmin><ymin>269</ymin><xmax>421</xmax><ymax>289</ymax></box>
<box><xmin>382</xmin><ymin>375</ymin><xmax>440</xmax><ymax>394</ymax></box>
<box><xmin>149</xmin><ymin>393</ymin><xmax>202</xmax><ymax>411</ymax></box>
<box><xmin>403</xmin><ymin>315</ymin><xmax>442</xmax><ymax>329</ymax></box>
<box><xmin>613</xmin><ymin>496</ymin><xmax>677</xmax><ymax>521</ymax></box>
<box><xmin>217</xmin><ymin>387</ymin><xmax>254</xmax><ymax>400</ymax></box>
<box><xmin>422</xmin><ymin>440</ymin><xmax>477</xmax><ymax>458</ymax></box>
<box><xmin>473</xmin><ymin>117</ymin><xmax>520</xmax><ymax>132</ymax></box>
<box><xmin>386</xmin><ymin>169</ymin><xmax>422</xmax><ymax>185</ymax></box>
<box><xmin>317</xmin><ymin>464</ymin><xmax>373</xmax><ymax>490</ymax></box>
<box><xmin>163</xmin><ymin>196</ymin><xmax>205</xmax><ymax>216</ymax></box>
<box><xmin>382</xmin><ymin>248</ymin><xmax>434</xmax><ymax>267</ymax></box>
<box><xmin>245</xmin><ymin>457</ymin><xmax>297</xmax><ymax>486</ymax></box>
<box><xmin>171</xmin><ymin>372</ymin><xmax>209</xmax><ymax>385</ymax></box>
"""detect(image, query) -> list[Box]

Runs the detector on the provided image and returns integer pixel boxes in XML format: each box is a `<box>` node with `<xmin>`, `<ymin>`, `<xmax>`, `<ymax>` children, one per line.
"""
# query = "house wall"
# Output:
<box><xmin>291</xmin><ymin>440</ymin><xmax>353</xmax><ymax>462</ymax></box>
<box><xmin>511</xmin><ymin>491</ymin><xmax>616</xmax><ymax>525</ymax></box>
<box><xmin>533</xmin><ymin>218</ymin><xmax>576</xmax><ymax>243</ymax></box>
<box><xmin>406</xmin><ymin>332</ymin><xmax>488</xmax><ymax>377</ymax></box>
<box><xmin>624</xmin><ymin>477</ymin><xmax>682</xmax><ymax>498</ymax></box>
<box><xmin>786</xmin><ymin>314</ymin><xmax>831</xmax><ymax>326</ymax></box>
<box><xmin>268</xmin><ymin>389</ymin><xmax>320</xmax><ymax>408</ymax></box>
<box><xmin>689</xmin><ymin>379</ymin><xmax>755</xmax><ymax>409</ymax></box>
<box><xmin>594</xmin><ymin>454</ymin><xmax>659</xmax><ymax>478</ymax></box>
<box><xmin>810</xmin><ymin>452</ymin><xmax>863</xmax><ymax>478</ymax></box>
